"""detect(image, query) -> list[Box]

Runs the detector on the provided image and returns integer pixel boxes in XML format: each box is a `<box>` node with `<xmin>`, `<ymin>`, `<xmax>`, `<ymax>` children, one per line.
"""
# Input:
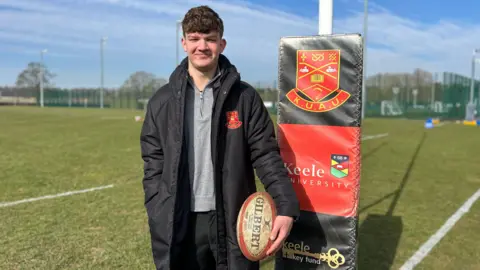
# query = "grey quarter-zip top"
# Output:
<box><xmin>184</xmin><ymin>69</ymin><xmax>222</xmax><ymax>212</ymax></box>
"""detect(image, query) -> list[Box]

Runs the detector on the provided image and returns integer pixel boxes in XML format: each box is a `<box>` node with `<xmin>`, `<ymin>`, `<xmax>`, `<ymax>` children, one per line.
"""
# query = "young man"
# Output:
<box><xmin>140</xmin><ymin>5</ymin><xmax>299</xmax><ymax>270</ymax></box>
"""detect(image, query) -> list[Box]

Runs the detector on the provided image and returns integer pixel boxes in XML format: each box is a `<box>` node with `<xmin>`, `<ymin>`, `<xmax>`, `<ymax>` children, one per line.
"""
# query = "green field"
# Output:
<box><xmin>1</xmin><ymin>106</ymin><xmax>479</xmax><ymax>270</ymax></box>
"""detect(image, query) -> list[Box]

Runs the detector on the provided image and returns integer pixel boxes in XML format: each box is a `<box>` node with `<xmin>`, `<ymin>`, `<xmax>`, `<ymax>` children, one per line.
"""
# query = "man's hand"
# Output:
<box><xmin>266</xmin><ymin>215</ymin><xmax>294</xmax><ymax>256</ymax></box>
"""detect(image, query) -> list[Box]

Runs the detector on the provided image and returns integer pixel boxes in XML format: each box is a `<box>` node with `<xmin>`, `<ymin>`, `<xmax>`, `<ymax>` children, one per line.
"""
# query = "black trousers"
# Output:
<box><xmin>173</xmin><ymin>211</ymin><xmax>218</xmax><ymax>270</ymax></box>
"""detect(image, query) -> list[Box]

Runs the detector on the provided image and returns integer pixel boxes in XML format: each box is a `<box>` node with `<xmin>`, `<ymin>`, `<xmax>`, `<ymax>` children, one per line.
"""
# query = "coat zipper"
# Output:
<box><xmin>210</xmin><ymin>72</ymin><xmax>239</xmax><ymax>267</ymax></box>
<box><xmin>200</xmin><ymin>90</ymin><xmax>204</xmax><ymax>117</ymax></box>
<box><xmin>210</xmin><ymin>72</ymin><xmax>238</xmax><ymax>167</ymax></box>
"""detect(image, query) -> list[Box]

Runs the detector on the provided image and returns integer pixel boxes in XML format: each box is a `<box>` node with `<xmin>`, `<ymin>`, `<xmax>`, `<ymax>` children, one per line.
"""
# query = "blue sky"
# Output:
<box><xmin>1</xmin><ymin>0</ymin><xmax>480</xmax><ymax>89</ymax></box>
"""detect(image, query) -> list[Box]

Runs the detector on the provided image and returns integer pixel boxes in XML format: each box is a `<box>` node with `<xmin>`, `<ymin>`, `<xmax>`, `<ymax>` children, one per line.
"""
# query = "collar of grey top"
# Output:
<box><xmin>169</xmin><ymin>54</ymin><xmax>241</xmax><ymax>99</ymax></box>
<box><xmin>186</xmin><ymin>65</ymin><xmax>222</xmax><ymax>92</ymax></box>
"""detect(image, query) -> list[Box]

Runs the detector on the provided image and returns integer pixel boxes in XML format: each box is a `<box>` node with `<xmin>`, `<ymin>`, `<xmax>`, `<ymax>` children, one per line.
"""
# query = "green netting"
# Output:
<box><xmin>33</xmin><ymin>87</ymin><xmax>159</xmax><ymax>110</ymax></box>
<box><xmin>35</xmin><ymin>87</ymin><xmax>281</xmax><ymax>113</ymax></box>
<box><xmin>8</xmin><ymin>71</ymin><xmax>479</xmax><ymax>121</ymax></box>
<box><xmin>365</xmin><ymin>72</ymin><xmax>480</xmax><ymax>120</ymax></box>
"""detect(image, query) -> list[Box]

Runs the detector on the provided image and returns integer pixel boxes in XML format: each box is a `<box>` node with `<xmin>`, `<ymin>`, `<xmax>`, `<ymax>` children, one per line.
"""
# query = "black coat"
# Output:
<box><xmin>140</xmin><ymin>54</ymin><xmax>299</xmax><ymax>270</ymax></box>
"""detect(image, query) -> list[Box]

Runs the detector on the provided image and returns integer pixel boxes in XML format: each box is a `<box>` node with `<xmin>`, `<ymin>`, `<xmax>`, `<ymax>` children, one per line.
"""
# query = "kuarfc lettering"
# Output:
<box><xmin>250</xmin><ymin>197</ymin><xmax>264</xmax><ymax>250</ymax></box>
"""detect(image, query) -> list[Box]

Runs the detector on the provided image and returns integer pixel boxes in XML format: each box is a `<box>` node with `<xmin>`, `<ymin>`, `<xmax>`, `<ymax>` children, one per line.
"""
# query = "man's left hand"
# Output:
<box><xmin>266</xmin><ymin>215</ymin><xmax>294</xmax><ymax>256</ymax></box>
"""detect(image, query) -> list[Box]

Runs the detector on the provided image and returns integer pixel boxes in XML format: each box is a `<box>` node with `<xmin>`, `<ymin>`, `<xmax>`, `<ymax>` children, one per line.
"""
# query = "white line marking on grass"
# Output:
<box><xmin>399</xmin><ymin>188</ymin><xmax>480</xmax><ymax>270</ymax></box>
<box><xmin>0</xmin><ymin>184</ymin><xmax>114</xmax><ymax>208</ymax></box>
<box><xmin>101</xmin><ymin>116</ymin><xmax>128</xmax><ymax>120</ymax></box>
<box><xmin>361</xmin><ymin>133</ymin><xmax>389</xmax><ymax>141</ymax></box>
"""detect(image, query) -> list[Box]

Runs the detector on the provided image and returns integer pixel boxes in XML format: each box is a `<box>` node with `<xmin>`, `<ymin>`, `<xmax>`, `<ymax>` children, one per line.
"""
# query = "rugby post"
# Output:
<box><xmin>274</xmin><ymin>2</ymin><xmax>364</xmax><ymax>268</ymax></box>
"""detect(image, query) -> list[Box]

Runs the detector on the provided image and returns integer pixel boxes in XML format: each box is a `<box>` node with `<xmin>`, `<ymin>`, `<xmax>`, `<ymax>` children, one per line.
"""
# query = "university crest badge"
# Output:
<box><xmin>286</xmin><ymin>50</ymin><xmax>350</xmax><ymax>112</ymax></box>
<box><xmin>226</xmin><ymin>111</ymin><xmax>242</xmax><ymax>129</ymax></box>
<box><xmin>330</xmin><ymin>154</ymin><xmax>349</xmax><ymax>178</ymax></box>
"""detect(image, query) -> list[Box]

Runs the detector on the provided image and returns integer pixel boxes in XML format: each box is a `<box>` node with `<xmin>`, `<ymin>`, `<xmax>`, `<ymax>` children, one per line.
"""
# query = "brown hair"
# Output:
<box><xmin>182</xmin><ymin>5</ymin><xmax>224</xmax><ymax>37</ymax></box>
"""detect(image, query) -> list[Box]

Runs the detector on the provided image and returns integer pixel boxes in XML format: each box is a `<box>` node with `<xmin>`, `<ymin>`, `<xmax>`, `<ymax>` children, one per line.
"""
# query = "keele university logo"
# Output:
<box><xmin>330</xmin><ymin>154</ymin><xmax>349</xmax><ymax>178</ymax></box>
<box><xmin>285</xmin><ymin>50</ymin><xmax>350</xmax><ymax>112</ymax></box>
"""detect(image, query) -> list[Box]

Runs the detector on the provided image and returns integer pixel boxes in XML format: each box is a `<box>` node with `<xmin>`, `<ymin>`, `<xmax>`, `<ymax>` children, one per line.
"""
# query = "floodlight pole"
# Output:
<box><xmin>176</xmin><ymin>20</ymin><xmax>182</xmax><ymax>66</ymax></box>
<box><xmin>100</xmin><ymin>36</ymin><xmax>108</xmax><ymax>109</ymax></box>
<box><xmin>431</xmin><ymin>72</ymin><xmax>436</xmax><ymax>108</ymax></box>
<box><xmin>477</xmin><ymin>58</ymin><xmax>480</xmax><ymax>109</ymax></box>
<box><xmin>465</xmin><ymin>48</ymin><xmax>480</xmax><ymax>121</ymax></box>
<box><xmin>469</xmin><ymin>49</ymin><xmax>479</xmax><ymax>103</ymax></box>
<box><xmin>361</xmin><ymin>0</ymin><xmax>368</xmax><ymax>120</ymax></box>
<box><xmin>39</xmin><ymin>49</ymin><xmax>47</xmax><ymax>108</ymax></box>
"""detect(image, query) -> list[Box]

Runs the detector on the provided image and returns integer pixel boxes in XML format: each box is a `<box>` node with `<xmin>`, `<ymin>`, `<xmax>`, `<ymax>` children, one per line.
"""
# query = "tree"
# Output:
<box><xmin>119</xmin><ymin>71</ymin><xmax>167</xmax><ymax>109</ymax></box>
<box><xmin>120</xmin><ymin>71</ymin><xmax>166</xmax><ymax>92</ymax></box>
<box><xmin>15</xmin><ymin>62</ymin><xmax>55</xmax><ymax>88</ymax></box>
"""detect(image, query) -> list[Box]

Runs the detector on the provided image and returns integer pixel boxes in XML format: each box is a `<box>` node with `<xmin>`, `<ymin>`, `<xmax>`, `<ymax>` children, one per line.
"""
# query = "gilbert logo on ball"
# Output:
<box><xmin>236</xmin><ymin>191</ymin><xmax>277</xmax><ymax>261</ymax></box>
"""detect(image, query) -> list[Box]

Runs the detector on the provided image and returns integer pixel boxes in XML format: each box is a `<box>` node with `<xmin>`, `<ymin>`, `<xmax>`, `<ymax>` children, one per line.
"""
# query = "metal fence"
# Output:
<box><xmin>0</xmin><ymin>85</ymin><xmax>280</xmax><ymax>112</ymax></box>
<box><xmin>1</xmin><ymin>70</ymin><xmax>479</xmax><ymax>120</ymax></box>
<box><xmin>364</xmin><ymin>71</ymin><xmax>480</xmax><ymax>120</ymax></box>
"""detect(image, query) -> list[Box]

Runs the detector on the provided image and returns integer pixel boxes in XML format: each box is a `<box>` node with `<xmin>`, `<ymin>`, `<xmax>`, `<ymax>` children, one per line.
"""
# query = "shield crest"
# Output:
<box><xmin>296</xmin><ymin>50</ymin><xmax>340</xmax><ymax>102</ymax></box>
<box><xmin>226</xmin><ymin>111</ymin><xmax>242</xmax><ymax>129</ymax></box>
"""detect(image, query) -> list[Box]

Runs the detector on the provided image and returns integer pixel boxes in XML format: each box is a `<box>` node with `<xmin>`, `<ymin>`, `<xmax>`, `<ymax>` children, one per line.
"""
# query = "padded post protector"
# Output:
<box><xmin>275</xmin><ymin>34</ymin><xmax>363</xmax><ymax>270</ymax></box>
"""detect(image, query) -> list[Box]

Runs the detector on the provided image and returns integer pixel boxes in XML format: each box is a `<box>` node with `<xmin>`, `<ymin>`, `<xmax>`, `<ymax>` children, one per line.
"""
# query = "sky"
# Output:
<box><xmin>0</xmin><ymin>0</ymin><xmax>480</xmax><ymax>89</ymax></box>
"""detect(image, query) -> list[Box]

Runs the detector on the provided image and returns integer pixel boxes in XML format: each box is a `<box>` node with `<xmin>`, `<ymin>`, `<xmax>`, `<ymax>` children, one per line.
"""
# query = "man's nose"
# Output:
<box><xmin>198</xmin><ymin>39</ymin><xmax>208</xmax><ymax>50</ymax></box>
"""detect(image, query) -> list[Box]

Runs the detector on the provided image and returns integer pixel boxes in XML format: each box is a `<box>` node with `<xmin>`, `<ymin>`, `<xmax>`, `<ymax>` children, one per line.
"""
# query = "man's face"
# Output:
<box><xmin>181</xmin><ymin>31</ymin><xmax>226</xmax><ymax>72</ymax></box>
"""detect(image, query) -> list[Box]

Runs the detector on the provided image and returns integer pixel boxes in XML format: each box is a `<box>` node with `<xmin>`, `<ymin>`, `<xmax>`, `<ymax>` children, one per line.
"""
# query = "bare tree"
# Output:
<box><xmin>120</xmin><ymin>71</ymin><xmax>166</xmax><ymax>92</ymax></box>
<box><xmin>15</xmin><ymin>62</ymin><xmax>55</xmax><ymax>88</ymax></box>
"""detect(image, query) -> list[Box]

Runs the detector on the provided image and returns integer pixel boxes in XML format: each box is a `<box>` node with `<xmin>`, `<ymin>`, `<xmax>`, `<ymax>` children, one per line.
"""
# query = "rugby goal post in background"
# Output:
<box><xmin>274</xmin><ymin>1</ymin><xmax>364</xmax><ymax>269</ymax></box>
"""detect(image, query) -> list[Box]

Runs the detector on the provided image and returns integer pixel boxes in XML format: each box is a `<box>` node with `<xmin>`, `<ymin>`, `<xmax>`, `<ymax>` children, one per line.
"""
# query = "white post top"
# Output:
<box><xmin>318</xmin><ymin>0</ymin><xmax>333</xmax><ymax>35</ymax></box>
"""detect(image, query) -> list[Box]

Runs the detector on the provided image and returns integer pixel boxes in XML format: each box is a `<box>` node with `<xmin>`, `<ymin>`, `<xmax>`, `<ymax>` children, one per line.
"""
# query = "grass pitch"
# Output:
<box><xmin>1</xmin><ymin>106</ymin><xmax>479</xmax><ymax>270</ymax></box>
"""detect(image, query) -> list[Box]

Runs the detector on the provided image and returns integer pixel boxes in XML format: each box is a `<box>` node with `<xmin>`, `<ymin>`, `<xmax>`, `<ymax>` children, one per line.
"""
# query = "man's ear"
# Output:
<box><xmin>220</xmin><ymin>38</ymin><xmax>227</xmax><ymax>53</ymax></box>
<box><xmin>181</xmin><ymin>37</ymin><xmax>187</xmax><ymax>52</ymax></box>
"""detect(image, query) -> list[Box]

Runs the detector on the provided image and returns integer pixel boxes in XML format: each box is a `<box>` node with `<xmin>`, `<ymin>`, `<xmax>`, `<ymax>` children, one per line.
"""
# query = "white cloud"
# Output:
<box><xmin>0</xmin><ymin>43</ymin><xmax>79</xmax><ymax>58</ymax></box>
<box><xmin>0</xmin><ymin>0</ymin><xmax>479</xmax><ymax>88</ymax></box>
<box><xmin>335</xmin><ymin>6</ymin><xmax>480</xmax><ymax>76</ymax></box>
<box><xmin>0</xmin><ymin>0</ymin><xmax>175</xmax><ymax>53</ymax></box>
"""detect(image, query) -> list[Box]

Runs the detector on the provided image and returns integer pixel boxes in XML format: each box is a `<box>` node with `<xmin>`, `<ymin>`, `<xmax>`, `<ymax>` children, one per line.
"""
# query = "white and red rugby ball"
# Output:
<box><xmin>236</xmin><ymin>191</ymin><xmax>277</xmax><ymax>261</ymax></box>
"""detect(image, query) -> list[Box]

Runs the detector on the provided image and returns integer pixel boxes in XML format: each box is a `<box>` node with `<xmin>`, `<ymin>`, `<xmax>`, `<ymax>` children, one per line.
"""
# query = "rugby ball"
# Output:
<box><xmin>236</xmin><ymin>191</ymin><xmax>277</xmax><ymax>261</ymax></box>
